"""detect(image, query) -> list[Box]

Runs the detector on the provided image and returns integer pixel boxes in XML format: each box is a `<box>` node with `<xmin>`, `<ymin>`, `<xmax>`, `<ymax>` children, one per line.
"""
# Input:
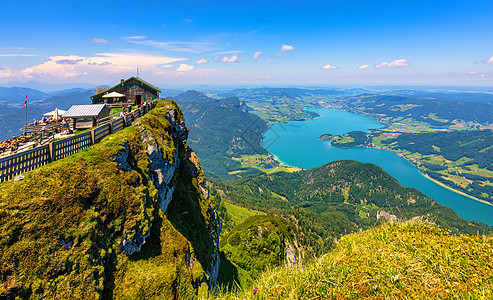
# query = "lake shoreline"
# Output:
<box><xmin>330</xmin><ymin>142</ymin><xmax>493</xmax><ymax>208</ymax></box>
<box><xmin>263</xmin><ymin>107</ymin><xmax>493</xmax><ymax>225</ymax></box>
<box><xmin>313</xmin><ymin>108</ymin><xmax>493</xmax><ymax>208</ymax></box>
<box><xmin>422</xmin><ymin>173</ymin><xmax>493</xmax><ymax>207</ymax></box>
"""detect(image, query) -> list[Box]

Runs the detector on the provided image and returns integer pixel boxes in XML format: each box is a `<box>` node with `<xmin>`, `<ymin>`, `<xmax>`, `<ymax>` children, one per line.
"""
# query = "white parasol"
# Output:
<box><xmin>43</xmin><ymin>108</ymin><xmax>66</xmax><ymax>119</ymax></box>
<box><xmin>103</xmin><ymin>91</ymin><xmax>125</xmax><ymax>98</ymax></box>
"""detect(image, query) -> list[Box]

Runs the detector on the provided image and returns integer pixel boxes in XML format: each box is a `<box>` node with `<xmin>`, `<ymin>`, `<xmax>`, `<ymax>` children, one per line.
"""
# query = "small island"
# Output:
<box><xmin>318</xmin><ymin>133</ymin><xmax>333</xmax><ymax>141</ymax></box>
<box><xmin>319</xmin><ymin>131</ymin><xmax>372</xmax><ymax>148</ymax></box>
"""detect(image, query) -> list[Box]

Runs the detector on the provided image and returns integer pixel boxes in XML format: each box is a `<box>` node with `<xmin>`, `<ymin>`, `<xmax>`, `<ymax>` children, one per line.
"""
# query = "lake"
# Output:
<box><xmin>262</xmin><ymin>108</ymin><xmax>493</xmax><ymax>225</ymax></box>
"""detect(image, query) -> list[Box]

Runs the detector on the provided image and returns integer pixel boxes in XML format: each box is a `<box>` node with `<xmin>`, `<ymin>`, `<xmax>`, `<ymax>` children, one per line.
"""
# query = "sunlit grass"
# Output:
<box><xmin>207</xmin><ymin>222</ymin><xmax>493</xmax><ymax>299</ymax></box>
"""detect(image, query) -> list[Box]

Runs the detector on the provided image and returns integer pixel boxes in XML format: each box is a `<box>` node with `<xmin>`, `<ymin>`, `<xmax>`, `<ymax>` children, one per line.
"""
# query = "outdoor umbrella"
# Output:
<box><xmin>44</xmin><ymin>108</ymin><xmax>66</xmax><ymax>118</ymax></box>
<box><xmin>102</xmin><ymin>91</ymin><xmax>125</xmax><ymax>98</ymax></box>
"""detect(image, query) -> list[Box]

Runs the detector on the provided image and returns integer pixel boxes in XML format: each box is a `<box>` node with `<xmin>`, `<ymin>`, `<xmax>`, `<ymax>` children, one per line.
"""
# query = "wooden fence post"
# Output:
<box><xmin>49</xmin><ymin>143</ymin><xmax>54</xmax><ymax>162</ymax></box>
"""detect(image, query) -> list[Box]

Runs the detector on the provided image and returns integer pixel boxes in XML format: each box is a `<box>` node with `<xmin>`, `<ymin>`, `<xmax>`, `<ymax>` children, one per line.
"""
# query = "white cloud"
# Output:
<box><xmin>275</xmin><ymin>44</ymin><xmax>295</xmax><ymax>57</ymax></box>
<box><xmin>0</xmin><ymin>68</ymin><xmax>16</xmax><ymax>78</ymax></box>
<box><xmin>485</xmin><ymin>56</ymin><xmax>493</xmax><ymax>64</ymax></box>
<box><xmin>0</xmin><ymin>53</ymin><xmax>186</xmax><ymax>80</ymax></box>
<box><xmin>220</xmin><ymin>54</ymin><xmax>240</xmax><ymax>63</ymax></box>
<box><xmin>322</xmin><ymin>64</ymin><xmax>337</xmax><ymax>70</ymax></box>
<box><xmin>253</xmin><ymin>51</ymin><xmax>263</xmax><ymax>62</ymax></box>
<box><xmin>176</xmin><ymin>64</ymin><xmax>194</xmax><ymax>72</ymax></box>
<box><xmin>194</xmin><ymin>58</ymin><xmax>209</xmax><ymax>65</ymax></box>
<box><xmin>184</xmin><ymin>18</ymin><xmax>193</xmax><ymax>23</ymax></box>
<box><xmin>469</xmin><ymin>71</ymin><xmax>478</xmax><ymax>74</ymax></box>
<box><xmin>90</xmin><ymin>38</ymin><xmax>108</xmax><ymax>44</ymax></box>
<box><xmin>358</xmin><ymin>64</ymin><xmax>369</xmax><ymax>70</ymax></box>
<box><xmin>376</xmin><ymin>59</ymin><xmax>409</xmax><ymax>68</ymax></box>
<box><xmin>281</xmin><ymin>44</ymin><xmax>295</xmax><ymax>52</ymax></box>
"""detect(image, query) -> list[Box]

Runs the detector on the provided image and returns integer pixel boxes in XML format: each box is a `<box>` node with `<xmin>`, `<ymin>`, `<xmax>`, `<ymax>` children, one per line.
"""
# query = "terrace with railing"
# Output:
<box><xmin>0</xmin><ymin>100</ymin><xmax>157</xmax><ymax>182</ymax></box>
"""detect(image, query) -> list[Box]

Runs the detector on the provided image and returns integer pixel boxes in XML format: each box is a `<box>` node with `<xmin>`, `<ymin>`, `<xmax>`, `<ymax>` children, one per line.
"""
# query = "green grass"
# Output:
<box><xmin>218</xmin><ymin>215</ymin><xmax>296</xmax><ymax>289</ymax></box>
<box><xmin>0</xmin><ymin>100</ymin><xmax>216</xmax><ymax>299</ymax></box>
<box><xmin>224</xmin><ymin>202</ymin><xmax>264</xmax><ymax>229</ymax></box>
<box><xmin>208</xmin><ymin>222</ymin><xmax>493</xmax><ymax>299</ymax></box>
<box><xmin>232</xmin><ymin>155</ymin><xmax>301</xmax><ymax>175</ymax></box>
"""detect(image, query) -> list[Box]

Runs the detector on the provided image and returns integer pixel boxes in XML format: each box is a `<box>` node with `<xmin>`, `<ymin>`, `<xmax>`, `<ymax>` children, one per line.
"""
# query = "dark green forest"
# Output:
<box><xmin>178</xmin><ymin>99</ymin><xmax>268</xmax><ymax>179</ymax></box>
<box><xmin>380</xmin><ymin>130</ymin><xmax>493</xmax><ymax>168</ymax></box>
<box><xmin>212</xmin><ymin>160</ymin><xmax>492</xmax><ymax>257</ymax></box>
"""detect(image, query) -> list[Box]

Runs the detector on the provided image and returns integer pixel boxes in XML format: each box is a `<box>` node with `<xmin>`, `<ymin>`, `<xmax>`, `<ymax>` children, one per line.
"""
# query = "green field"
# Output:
<box><xmin>231</xmin><ymin>154</ymin><xmax>301</xmax><ymax>175</ymax></box>
<box><xmin>223</xmin><ymin>202</ymin><xmax>265</xmax><ymax>228</ymax></box>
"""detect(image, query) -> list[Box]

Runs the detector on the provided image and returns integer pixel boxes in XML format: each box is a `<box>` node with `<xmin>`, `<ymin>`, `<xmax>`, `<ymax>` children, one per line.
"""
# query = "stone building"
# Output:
<box><xmin>91</xmin><ymin>77</ymin><xmax>161</xmax><ymax>106</ymax></box>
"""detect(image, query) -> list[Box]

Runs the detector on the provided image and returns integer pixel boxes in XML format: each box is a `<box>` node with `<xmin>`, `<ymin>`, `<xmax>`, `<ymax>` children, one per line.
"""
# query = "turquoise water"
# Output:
<box><xmin>263</xmin><ymin>108</ymin><xmax>493</xmax><ymax>225</ymax></box>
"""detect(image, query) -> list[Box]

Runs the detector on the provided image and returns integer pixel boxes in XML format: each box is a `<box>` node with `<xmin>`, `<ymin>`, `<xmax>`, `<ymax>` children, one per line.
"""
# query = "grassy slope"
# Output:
<box><xmin>223</xmin><ymin>202</ymin><xmax>264</xmax><ymax>231</ymax></box>
<box><xmin>210</xmin><ymin>222</ymin><xmax>493</xmax><ymax>299</ymax></box>
<box><xmin>0</xmin><ymin>100</ymin><xmax>215</xmax><ymax>299</ymax></box>
<box><xmin>218</xmin><ymin>215</ymin><xmax>295</xmax><ymax>289</ymax></box>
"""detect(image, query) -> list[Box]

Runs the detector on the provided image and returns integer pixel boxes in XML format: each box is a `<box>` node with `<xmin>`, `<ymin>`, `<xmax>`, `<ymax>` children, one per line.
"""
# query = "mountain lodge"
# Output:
<box><xmin>91</xmin><ymin>77</ymin><xmax>161</xmax><ymax>106</ymax></box>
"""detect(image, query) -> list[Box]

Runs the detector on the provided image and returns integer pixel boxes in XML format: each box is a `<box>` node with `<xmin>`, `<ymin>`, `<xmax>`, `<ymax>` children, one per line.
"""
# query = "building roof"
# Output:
<box><xmin>95</xmin><ymin>88</ymin><xmax>109</xmax><ymax>95</ymax></box>
<box><xmin>63</xmin><ymin>104</ymin><xmax>108</xmax><ymax>118</ymax></box>
<box><xmin>91</xmin><ymin>77</ymin><xmax>162</xmax><ymax>98</ymax></box>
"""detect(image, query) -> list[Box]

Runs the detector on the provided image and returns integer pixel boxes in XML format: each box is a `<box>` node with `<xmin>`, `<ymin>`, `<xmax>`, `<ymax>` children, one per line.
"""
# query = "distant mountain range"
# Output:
<box><xmin>381</xmin><ymin>89</ymin><xmax>493</xmax><ymax>104</ymax></box>
<box><xmin>0</xmin><ymin>87</ymin><xmax>50</xmax><ymax>106</ymax></box>
<box><xmin>173</xmin><ymin>90</ymin><xmax>218</xmax><ymax>103</ymax></box>
<box><xmin>0</xmin><ymin>80</ymin><xmax>103</xmax><ymax>93</ymax></box>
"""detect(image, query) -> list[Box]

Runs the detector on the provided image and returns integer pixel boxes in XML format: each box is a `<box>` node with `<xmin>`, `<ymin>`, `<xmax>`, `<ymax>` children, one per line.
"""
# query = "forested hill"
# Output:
<box><xmin>178</xmin><ymin>97</ymin><xmax>268</xmax><ymax>179</ymax></box>
<box><xmin>214</xmin><ymin>160</ymin><xmax>491</xmax><ymax>255</ymax></box>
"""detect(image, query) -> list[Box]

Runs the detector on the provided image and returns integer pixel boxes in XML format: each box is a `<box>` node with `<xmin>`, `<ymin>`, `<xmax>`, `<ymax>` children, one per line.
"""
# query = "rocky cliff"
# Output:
<box><xmin>0</xmin><ymin>100</ymin><xmax>221</xmax><ymax>299</ymax></box>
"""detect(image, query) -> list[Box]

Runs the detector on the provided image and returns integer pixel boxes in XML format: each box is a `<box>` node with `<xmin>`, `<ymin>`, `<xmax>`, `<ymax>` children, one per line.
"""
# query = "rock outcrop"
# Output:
<box><xmin>120</xmin><ymin>102</ymin><xmax>222</xmax><ymax>287</ymax></box>
<box><xmin>0</xmin><ymin>100</ymin><xmax>221</xmax><ymax>299</ymax></box>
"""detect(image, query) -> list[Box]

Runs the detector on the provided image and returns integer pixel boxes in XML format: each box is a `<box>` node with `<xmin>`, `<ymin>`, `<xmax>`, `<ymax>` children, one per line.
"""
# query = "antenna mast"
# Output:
<box><xmin>136</xmin><ymin>66</ymin><xmax>142</xmax><ymax>78</ymax></box>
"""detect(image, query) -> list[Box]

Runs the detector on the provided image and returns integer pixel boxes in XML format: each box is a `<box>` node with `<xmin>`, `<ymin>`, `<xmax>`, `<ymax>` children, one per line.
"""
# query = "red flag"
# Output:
<box><xmin>23</xmin><ymin>95</ymin><xmax>27</xmax><ymax>107</ymax></box>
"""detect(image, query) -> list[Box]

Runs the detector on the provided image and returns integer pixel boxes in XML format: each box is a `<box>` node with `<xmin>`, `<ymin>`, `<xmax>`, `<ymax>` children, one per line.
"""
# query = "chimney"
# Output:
<box><xmin>121</xmin><ymin>78</ymin><xmax>124</xmax><ymax>84</ymax></box>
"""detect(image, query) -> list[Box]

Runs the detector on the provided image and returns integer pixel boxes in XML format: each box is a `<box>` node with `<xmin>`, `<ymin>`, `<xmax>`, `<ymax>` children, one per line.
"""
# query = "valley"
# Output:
<box><xmin>2</xmin><ymin>1</ymin><xmax>493</xmax><ymax>298</ymax></box>
<box><xmin>167</xmin><ymin>87</ymin><xmax>493</xmax><ymax>292</ymax></box>
<box><xmin>0</xmin><ymin>86</ymin><xmax>492</xmax><ymax>298</ymax></box>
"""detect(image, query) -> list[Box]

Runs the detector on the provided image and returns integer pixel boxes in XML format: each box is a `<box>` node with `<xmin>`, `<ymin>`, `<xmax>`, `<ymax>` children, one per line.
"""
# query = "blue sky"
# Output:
<box><xmin>1</xmin><ymin>0</ymin><xmax>493</xmax><ymax>86</ymax></box>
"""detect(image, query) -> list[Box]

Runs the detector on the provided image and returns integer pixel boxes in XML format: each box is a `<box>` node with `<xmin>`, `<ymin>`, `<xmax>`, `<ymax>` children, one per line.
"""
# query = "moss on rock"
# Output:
<box><xmin>0</xmin><ymin>100</ymin><xmax>219</xmax><ymax>299</ymax></box>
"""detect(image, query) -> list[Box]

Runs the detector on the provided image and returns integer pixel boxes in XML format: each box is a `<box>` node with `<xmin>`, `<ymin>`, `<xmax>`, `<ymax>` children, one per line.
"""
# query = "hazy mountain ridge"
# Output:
<box><xmin>0</xmin><ymin>87</ymin><xmax>50</xmax><ymax>106</ymax></box>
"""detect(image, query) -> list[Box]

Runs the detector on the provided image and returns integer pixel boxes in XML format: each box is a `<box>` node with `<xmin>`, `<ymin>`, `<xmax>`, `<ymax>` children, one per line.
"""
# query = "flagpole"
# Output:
<box><xmin>24</xmin><ymin>95</ymin><xmax>27</xmax><ymax>126</ymax></box>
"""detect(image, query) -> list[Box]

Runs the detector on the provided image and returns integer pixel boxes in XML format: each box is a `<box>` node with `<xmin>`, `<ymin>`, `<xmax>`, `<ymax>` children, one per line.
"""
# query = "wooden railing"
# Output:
<box><xmin>0</xmin><ymin>145</ymin><xmax>51</xmax><ymax>182</ymax></box>
<box><xmin>111</xmin><ymin>118</ymin><xmax>125</xmax><ymax>133</ymax></box>
<box><xmin>93</xmin><ymin>123</ymin><xmax>111</xmax><ymax>143</ymax></box>
<box><xmin>51</xmin><ymin>131</ymin><xmax>93</xmax><ymax>161</ymax></box>
<box><xmin>0</xmin><ymin>101</ymin><xmax>157</xmax><ymax>182</ymax></box>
